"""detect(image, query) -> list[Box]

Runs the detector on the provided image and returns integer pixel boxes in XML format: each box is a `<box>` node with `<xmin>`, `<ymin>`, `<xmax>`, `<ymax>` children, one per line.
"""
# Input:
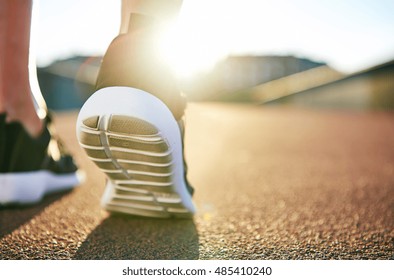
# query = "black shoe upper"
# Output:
<box><xmin>95</xmin><ymin>13</ymin><xmax>187</xmax><ymax>121</ymax></box>
<box><xmin>0</xmin><ymin>113</ymin><xmax>78</xmax><ymax>174</ymax></box>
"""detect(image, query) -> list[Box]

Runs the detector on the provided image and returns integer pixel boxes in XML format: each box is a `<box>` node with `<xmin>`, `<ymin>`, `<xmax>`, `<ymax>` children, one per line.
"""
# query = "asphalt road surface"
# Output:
<box><xmin>1</xmin><ymin>103</ymin><xmax>393</xmax><ymax>259</ymax></box>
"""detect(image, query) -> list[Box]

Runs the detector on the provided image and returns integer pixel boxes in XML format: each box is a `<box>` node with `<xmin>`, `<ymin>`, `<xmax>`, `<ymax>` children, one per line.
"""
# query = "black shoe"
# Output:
<box><xmin>0</xmin><ymin>113</ymin><xmax>82</xmax><ymax>205</ymax></box>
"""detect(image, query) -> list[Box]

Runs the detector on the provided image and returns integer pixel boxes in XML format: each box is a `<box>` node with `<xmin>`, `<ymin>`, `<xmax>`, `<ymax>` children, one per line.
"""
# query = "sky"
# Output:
<box><xmin>33</xmin><ymin>0</ymin><xmax>394</xmax><ymax>75</ymax></box>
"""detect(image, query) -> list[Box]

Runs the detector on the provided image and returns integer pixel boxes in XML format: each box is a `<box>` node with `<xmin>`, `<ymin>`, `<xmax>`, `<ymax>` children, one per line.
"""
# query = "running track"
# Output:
<box><xmin>1</xmin><ymin>103</ymin><xmax>393</xmax><ymax>259</ymax></box>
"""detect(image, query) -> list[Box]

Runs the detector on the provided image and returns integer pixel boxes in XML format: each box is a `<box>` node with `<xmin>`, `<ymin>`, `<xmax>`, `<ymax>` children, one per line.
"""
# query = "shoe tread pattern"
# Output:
<box><xmin>79</xmin><ymin>114</ymin><xmax>192</xmax><ymax>218</ymax></box>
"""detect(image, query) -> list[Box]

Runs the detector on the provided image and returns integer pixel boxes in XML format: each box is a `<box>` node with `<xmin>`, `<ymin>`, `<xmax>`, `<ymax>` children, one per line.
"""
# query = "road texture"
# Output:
<box><xmin>1</xmin><ymin>103</ymin><xmax>393</xmax><ymax>259</ymax></box>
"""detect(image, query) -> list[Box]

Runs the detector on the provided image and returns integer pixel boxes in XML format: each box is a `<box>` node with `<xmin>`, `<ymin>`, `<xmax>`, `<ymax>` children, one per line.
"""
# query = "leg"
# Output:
<box><xmin>0</xmin><ymin>0</ymin><xmax>43</xmax><ymax>137</ymax></box>
<box><xmin>0</xmin><ymin>0</ymin><xmax>81</xmax><ymax>205</ymax></box>
<box><xmin>119</xmin><ymin>0</ymin><xmax>183</xmax><ymax>34</ymax></box>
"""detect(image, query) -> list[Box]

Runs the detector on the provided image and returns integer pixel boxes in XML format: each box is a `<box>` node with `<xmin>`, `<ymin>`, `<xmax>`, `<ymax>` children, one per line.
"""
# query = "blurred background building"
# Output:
<box><xmin>37</xmin><ymin>55</ymin><xmax>394</xmax><ymax>111</ymax></box>
<box><xmin>37</xmin><ymin>56</ymin><xmax>99</xmax><ymax>110</ymax></box>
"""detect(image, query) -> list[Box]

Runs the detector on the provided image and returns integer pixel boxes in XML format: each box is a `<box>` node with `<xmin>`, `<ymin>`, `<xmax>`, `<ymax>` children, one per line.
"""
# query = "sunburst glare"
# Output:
<box><xmin>159</xmin><ymin>0</ymin><xmax>233</xmax><ymax>79</ymax></box>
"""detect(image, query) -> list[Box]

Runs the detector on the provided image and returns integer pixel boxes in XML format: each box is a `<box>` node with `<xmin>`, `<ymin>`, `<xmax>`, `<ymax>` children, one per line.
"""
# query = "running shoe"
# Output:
<box><xmin>0</xmin><ymin>113</ymin><xmax>82</xmax><ymax>205</ymax></box>
<box><xmin>76</xmin><ymin>13</ymin><xmax>195</xmax><ymax>218</ymax></box>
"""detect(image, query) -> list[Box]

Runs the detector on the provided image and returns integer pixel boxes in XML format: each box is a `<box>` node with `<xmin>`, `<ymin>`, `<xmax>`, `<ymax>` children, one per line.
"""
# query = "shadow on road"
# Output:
<box><xmin>74</xmin><ymin>214</ymin><xmax>199</xmax><ymax>259</ymax></box>
<box><xmin>0</xmin><ymin>191</ymin><xmax>70</xmax><ymax>239</ymax></box>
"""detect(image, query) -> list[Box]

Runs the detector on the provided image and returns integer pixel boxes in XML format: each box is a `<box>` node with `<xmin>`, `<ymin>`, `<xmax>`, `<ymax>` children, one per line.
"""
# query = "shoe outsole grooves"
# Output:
<box><xmin>77</xmin><ymin>88</ymin><xmax>195</xmax><ymax>218</ymax></box>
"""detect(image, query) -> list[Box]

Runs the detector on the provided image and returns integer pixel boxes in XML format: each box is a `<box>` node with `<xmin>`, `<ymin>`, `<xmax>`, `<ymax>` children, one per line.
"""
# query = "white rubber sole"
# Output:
<box><xmin>76</xmin><ymin>86</ymin><xmax>195</xmax><ymax>218</ymax></box>
<box><xmin>0</xmin><ymin>171</ymin><xmax>82</xmax><ymax>205</ymax></box>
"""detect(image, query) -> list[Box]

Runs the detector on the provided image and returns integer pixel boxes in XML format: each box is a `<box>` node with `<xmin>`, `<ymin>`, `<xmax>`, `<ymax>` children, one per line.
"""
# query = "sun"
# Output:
<box><xmin>159</xmin><ymin>27</ymin><xmax>226</xmax><ymax>80</ymax></box>
<box><xmin>159</xmin><ymin>2</ymin><xmax>231</xmax><ymax>80</ymax></box>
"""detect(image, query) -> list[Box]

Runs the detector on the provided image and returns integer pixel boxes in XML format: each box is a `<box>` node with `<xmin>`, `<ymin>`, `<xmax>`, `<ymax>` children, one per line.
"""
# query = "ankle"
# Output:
<box><xmin>127</xmin><ymin>13</ymin><xmax>158</xmax><ymax>34</ymax></box>
<box><xmin>24</xmin><ymin>116</ymin><xmax>44</xmax><ymax>138</ymax></box>
<box><xmin>6</xmin><ymin>112</ymin><xmax>44</xmax><ymax>138</ymax></box>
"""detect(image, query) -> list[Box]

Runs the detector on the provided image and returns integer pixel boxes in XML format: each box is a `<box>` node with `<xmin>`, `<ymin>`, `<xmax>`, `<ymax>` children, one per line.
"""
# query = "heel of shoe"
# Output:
<box><xmin>77</xmin><ymin>87</ymin><xmax>195</xmax><ymax>217</ymax></box>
